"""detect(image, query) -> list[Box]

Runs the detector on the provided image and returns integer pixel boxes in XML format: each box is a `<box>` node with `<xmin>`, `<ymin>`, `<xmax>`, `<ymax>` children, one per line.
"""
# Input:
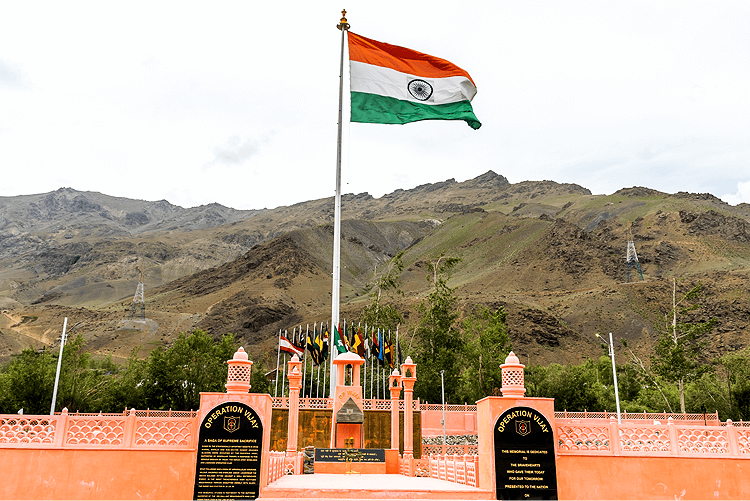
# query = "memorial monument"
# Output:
<box><xmin>478</xmin><ymin>352</ymin><xmax>558</xmax><ymax>500</ymax></box>
<box><xmin>193</xmin><ymin>347</ymin><xmax>273</xmax><ymax>500</ymax></box>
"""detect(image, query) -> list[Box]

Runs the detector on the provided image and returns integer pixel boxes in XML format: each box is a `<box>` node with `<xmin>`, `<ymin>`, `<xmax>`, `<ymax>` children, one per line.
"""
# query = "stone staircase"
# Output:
<box><xmin>259</xmin><ymin>473</ymin><xmax>493</xmax><ymax>500</ymax></box>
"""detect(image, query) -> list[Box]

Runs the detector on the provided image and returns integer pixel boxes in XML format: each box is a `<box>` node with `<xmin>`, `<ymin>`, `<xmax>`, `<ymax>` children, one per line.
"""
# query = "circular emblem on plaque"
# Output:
<box><xmin>407</xmin><ymin>79</ymin><xmax>433</xmax><ymax>101</ymax></box>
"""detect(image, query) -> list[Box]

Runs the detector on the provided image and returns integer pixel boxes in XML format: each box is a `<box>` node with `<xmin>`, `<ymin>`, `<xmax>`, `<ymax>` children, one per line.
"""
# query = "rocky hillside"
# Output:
<box><xmin>0</xmin><ymin>173</ymin><xmax>748</xmax><ymax>368</ymax></box>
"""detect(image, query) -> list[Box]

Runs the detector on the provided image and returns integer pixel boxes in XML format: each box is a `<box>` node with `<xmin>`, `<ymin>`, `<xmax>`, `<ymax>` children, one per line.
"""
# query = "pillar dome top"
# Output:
<box><xmin>333</xmin><ymin>352</ymin><xmax>363</xmax><ymax>363</ymax></box>
<box><xmin>232</xmin><ymin>347</ymin><xmax>249</xmax><ymax>361</ymax></box>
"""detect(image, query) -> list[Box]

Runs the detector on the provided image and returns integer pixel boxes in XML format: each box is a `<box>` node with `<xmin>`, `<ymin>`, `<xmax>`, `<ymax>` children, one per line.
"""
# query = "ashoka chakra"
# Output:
<box><xmin>408</xmin><ymin>79</ymin><xmax>433</xmax><ymax>101</ymax></box>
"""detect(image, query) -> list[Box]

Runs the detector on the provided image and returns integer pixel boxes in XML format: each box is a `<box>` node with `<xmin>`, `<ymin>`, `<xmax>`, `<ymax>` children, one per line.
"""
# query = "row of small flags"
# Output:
<box><xmin>278</xmin><ymin>321</ymin><xmax>403</xmax><ymax>369</ymax></box>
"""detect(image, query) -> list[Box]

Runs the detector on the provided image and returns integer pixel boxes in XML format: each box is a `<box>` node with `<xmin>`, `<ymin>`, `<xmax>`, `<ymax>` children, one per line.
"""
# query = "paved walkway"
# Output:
<box><xmin>260</xmin><ymin>473</ymin><xmax>493</xmax><ymax>500</ymax></box>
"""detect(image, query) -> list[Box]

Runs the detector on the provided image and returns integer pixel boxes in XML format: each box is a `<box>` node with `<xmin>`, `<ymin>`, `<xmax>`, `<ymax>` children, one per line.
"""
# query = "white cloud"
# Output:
<box><xmin>0</xmin><ymin>59</ymin><xmax>31</xmax><ymax>89</ymax></box>
<box><xmin>206</xmin><ymin>136</ymin><xmax>264</xmax><ymax>169</ymax></box>
<box><xmin>722</xmin><ymin>180</ymin><xmax>750</xmax><ymax>206</ymax></box>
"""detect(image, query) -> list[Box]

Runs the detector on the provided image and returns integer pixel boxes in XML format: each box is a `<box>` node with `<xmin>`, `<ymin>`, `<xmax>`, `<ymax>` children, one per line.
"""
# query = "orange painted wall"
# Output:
<box><xmin>557</xmin><ymin>455</ymin><xmax>750</xmax><ymax>500</ymax></box>
<box><xmin>421</xmin><ymin>408</ymin><xmax>477</xmax><ymax>436</ymax></box>
<box><xmin>0</xmin><ymin>449</ymin><xmax>195</xmax><ymax>500</ymax></box>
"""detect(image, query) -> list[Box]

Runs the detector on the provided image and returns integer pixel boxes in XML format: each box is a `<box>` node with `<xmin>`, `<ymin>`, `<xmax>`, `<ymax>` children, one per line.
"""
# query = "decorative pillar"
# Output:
<box><xmin>329</xmin><ymin>352</ymin><xmax>365</xmax><ymax>448</ymax></box>
<box><xmin>388</xmin><ymin>369</ymin><xmax>402</xmax><ymax>450</ymax></box>
<box><xmin>500</xmin><ymin>351</ymin><xmax>526</xmax><ymax>397</ymax></box>
<box><xmin>400</xmin><ymin>356</ymin><xmax>417</xmax><ymax>475</ymax></box>
<box><xmin>286</xmin><ymin>355</ymin><xmax>303</xmax><ymax>466</ymax></box>
<box><xmin>226</xmin><ymin>347</ymin><xmax>253</xmax><ymax>394</ymax></box>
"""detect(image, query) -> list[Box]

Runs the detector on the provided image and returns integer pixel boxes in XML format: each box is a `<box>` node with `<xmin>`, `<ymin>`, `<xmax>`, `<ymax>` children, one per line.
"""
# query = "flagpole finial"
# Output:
<box><xmin>337</xmin><ymin>9</ymin><xmax>350</xmax><ymax>31</ymax></box>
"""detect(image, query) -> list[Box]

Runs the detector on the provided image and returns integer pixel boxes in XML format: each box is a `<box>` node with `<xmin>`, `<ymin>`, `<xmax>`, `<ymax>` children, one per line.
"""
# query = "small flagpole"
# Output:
<box><xmin>284</xmin><ymin>330</ymin><xmax>291</xmax><ymax>397</ymax></box>
<box><xmin>376</xmin><ymin>329</ymin><xmax>380</xmax><ymax>399</ymax></box>
<box><xmin>370</xmin><ymin>327</ymin><xmax>375</xmax><ymax>399</ymax></box>
<box><xmin>323</xmin><ymin>322</ymin><xmax>329</xmax><ymax>397</ymax></box>
<box><xmin>274</xmin><ymin>329</ymin><xmax>282</xmax><ymax>397</ymax></box>
<box><xmin>362</xmin><ymin>322</ymin><xmax>367</xmax><ymax>397</ymax></box>
<box><xmin>330</xmin><ymin>9</ymin><xmax>350</xmax><ymax>398</ymax></box>
<box><xmin>316</xmin><ymin>363</ymin><xmax>321</xmax><ymax>398</ymax></box>
<box><xmin>302</xmin><ymin>324</ymin><xmax>309</xmax><ymax>397</ymax></box>
<box><xmin>322</xmin><ymin>338</ymin><xmax>328</xmax><ymax>398</ymax></box>
<box><xmin>312</xmin><ymin>322</ymin><xmax>318</xmax><ymax>396</ymax></box>
<box><xmin>395</xmin><ymin>325</ymin><xmax>400</xmax><ymax>367</ymax></box>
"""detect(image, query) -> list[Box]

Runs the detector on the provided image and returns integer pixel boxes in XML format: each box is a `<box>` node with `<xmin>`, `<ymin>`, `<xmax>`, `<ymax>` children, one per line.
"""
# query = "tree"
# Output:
<box><xmin>720</xmin><ymin>348</ymin><xmax>750</xmax><ymax>421</ymax></box>
<box><xmin>0</xmin><ymin>347</ymin><xmax>55</xmax><ymax>414</ymax></box>
<box><xmin>524</xmin><ymin>362</ymin><xmax>605</xmax><ymax>412</ymax></box>
<box><xmin>55</xmin><ymin>335</ymin><xmax>114</xmax><ymax>413</ymax></box>
<box><xmin>359</xmin><ymin>251</ymin><xmax>405</xmax><ymax>332</ymax></box>
<box><xmin>651</xmin><ymin>279</ymin><xmax>717</xmax><ymax>413</ymax></box>
<box><xmin>459</xmin><ymin>306</ymin><xmax>511</xmax><ymax>402</ymax></box>
<box><xmin>413</xmin><ymin>253</ymin><xmax>464</xmax><ymax>403</ymax></box>
<box><xmin>248</xmin><ymin>354</ymin><xmax>272</xmax><ymax>395</ymax></box>
<box><xmin>142</xmin><ymin>330</ymin><xmax>237</xmax><ymax>411</ymax></box>
<box><xmin>622</xmin><ymin>339</ymin><xmax>674</xmax><ymax>412</ymax></box>
<box><xmin>97</xmin><ymin>349</ymin><xmax>148</xmax><ymax>412</ymax></box>
<box><xmin>685</xmin><ymin>370</ymin><xmax>732</xmax><ymax>420</ymax></box>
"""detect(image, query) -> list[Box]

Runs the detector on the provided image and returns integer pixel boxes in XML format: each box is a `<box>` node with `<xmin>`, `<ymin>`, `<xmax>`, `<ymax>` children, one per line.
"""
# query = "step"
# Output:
<box><xmin>259</xmin><ymin>474</ymin><xmax>493</xmax><ymax>500</ymax></box>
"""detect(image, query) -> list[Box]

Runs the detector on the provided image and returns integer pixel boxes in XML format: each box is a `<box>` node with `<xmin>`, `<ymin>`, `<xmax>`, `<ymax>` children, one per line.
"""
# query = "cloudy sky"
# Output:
<box><xmin>1</xmin><ymin>1</ymin><xmax>749</xmax><ymax>210</ymax></box>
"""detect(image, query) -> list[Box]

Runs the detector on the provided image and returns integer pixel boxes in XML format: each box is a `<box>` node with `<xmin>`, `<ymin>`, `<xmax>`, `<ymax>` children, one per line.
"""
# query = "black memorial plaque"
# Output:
<box><xmin>494</xmin><ymin>406</ymin><xmax>557</xmax><ymax>500</ymax></box>
<box><xmin>314</xmin><ymin>448</ymin><xmax>386</xmax><ymax>463</ymax></box>
<box><xmin>193</xmin><ymin>402</ymin><xmax>264</xmax><ymax>500</ymax></box>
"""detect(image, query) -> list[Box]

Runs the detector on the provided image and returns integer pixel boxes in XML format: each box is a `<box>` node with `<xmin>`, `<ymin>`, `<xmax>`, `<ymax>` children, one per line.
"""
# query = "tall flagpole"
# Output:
<box><xmin>331</xmin><ymin>9</ymin><xmax>350</xmax><ymax>397</ymax></box>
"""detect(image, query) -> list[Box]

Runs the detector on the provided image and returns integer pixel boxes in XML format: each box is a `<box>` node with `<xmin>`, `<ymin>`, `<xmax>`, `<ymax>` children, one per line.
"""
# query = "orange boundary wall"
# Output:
<box><xmin>557</xmin><ymin>456</ymin><xmax>750</xmax><ymax>499</ymax></box>
<box><xmin>0</xmin><ymin>449</ymin><xmax>195</xmax><ymax>500</ymax></box>
<box><xmin>421</xmin><ymin>407</ymin><xmax>477</xmax><ymax>437</ymax></box>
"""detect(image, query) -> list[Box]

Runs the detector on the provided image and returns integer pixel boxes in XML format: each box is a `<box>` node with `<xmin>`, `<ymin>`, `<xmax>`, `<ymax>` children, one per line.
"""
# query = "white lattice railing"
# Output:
<box><xmin>427</xmin><ymin>454</ymin><xmax>480</xmax><ymax>488</ymax></box>
<box><xmin>0</xmin><ymin>409</ymin><xmax>198</xmax><ymax>450</ymax></box>
<box><xmin>556</xmin><ymin>417</ymin><xmax>749</xmax><ymax>457</ymax></box>
<box><xmin>419</xmin><ymin>403</ymin><xmax>477</xmax><ymax>412</ymax></box>
<box><xmin>554</xmin><ymin>410</ymin><xmax>720</xmax><ymax>424</ymax></box>
<box><xmin>65</xmin><ymin>415</ymin><xmax>126</xmax><ymax>446</ymax></box>
<box><xmin>363</xmin><ymin>399</ymin><xmax>393</xmax><ymax>411</ymax></box>
<box><xmin>0</xmin><ymin>416</ymin><xmax>57</xmax><ymax>445</ymax></box>
<box><xmin>271</xmin><ymin>397</ymin><xmax>421</xmax><ymax>410</ymax></box>
<box><xmin>133</xmin><ymin>416</ymin><xmax>195</xmax><ymax>448</ymax></box>
<box><xmin>267</xmin><ymin>451</ymin><xmax>286</xmax><ymax>483</ymax></box>
<box><xmin>422</xmin><ymin>444</ymin><xmax>478</xmax><ymax>456</ymax></box>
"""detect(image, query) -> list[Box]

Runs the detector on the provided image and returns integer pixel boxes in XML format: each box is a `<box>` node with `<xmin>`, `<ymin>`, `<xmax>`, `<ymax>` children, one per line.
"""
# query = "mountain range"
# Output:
<box><xmin>1</xmin><ymin>172</ymin><xmax>748</xmax><ymax>369</ymax></box>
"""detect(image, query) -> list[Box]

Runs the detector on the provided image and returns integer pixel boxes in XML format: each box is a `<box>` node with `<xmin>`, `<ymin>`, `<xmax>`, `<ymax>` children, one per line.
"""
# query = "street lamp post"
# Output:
<box><xmin>596</xmin><ymin>332</ymin><xmax>621</xmax><ymax>424</ymax></box>
<box><xmin>50</xmin><ymin>318</ymin><xmax>82</xmax><ymax>415</ymax></box>
<box><xmin>50</xmin><ymin>317</ymin><xmax>69</xmax><ymax>415</ymax></box>
<box><xmin>440</xmin><ymin>370</ymin><xmax>446</xmax><ymax>446</ymax></box>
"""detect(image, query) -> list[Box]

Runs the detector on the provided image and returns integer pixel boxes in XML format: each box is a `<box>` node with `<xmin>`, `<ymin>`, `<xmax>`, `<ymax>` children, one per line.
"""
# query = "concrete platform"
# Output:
<box><xmin>259</xmin><ymin>473</ymin><xmax>494</xmax><ymax>500</ymax></box>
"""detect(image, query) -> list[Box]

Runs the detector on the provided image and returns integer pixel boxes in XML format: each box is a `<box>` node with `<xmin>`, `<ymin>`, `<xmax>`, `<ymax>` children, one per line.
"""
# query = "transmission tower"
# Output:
<box><xmin>625</xmin><ymin>222</ymin><xmax>644</xmax><ymax>283</ymax></box>
<box><xmin>129</xmin><ymin>268</ymin><xmax>145</xmax><ymax>320</ymax></box>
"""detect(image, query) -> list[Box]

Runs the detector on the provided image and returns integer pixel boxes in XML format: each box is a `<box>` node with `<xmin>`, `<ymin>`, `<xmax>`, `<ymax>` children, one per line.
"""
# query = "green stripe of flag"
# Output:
<box><xmin>351</xmin><ymin>92</ymin><xmax>481</xmax><ymax>130</ymax></box>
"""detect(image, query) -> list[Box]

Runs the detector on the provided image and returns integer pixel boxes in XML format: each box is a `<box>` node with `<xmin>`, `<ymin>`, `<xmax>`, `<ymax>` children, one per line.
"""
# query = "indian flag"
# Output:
<box><xmin>348</xmin><ymin>32</ymin><xmax>481</xmax><ymax>130</ymax></box>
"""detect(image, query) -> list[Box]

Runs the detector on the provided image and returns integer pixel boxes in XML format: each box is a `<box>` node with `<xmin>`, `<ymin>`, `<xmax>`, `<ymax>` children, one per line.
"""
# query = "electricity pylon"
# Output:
<box><xmin>129</xmin><ymin>268</ymin><xmax>145</xmax><ymax>320</ymax></box>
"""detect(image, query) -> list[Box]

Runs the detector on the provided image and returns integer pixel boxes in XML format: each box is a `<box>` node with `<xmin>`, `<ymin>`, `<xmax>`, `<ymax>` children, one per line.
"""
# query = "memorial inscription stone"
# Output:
<box><xmin>494</xmin><ymin>406</ymin><xmax>557</xmax><ymax>500</ymax></box>
<box><xmin>194</xmin><ymin>402</ymin><xmax>264</xmax><ymax>500</ymax></box>
<box><xmin>314</xmin><ymin>448</ymin><xmax>386</xmax><ymax>463</ymax></box>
